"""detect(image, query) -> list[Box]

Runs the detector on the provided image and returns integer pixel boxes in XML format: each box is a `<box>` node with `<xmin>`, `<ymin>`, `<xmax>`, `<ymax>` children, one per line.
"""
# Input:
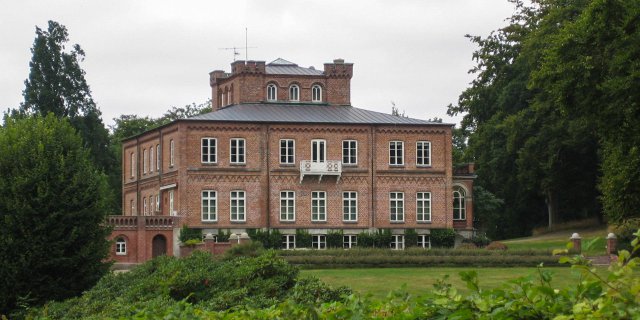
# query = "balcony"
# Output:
<box><xmin>299</xmin><ymin>160</ymin><xmax>342</xmax><ymax>183</ymax></box>
<box><xmin>108</xmin><ymin>215</ymin><xmax>182</xmax><ymax>230</ymax></box>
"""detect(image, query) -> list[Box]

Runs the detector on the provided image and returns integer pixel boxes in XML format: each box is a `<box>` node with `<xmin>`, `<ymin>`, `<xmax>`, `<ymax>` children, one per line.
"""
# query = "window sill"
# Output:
<box><xmin>201</xmin><ymin>221</ymin><xmax>218</xmax><ymax>224</ymax></box>
<box><xmin>279</xmin><ymin>220</ymin><xmax>296</xmax><ymax>224</ymax></box>
<box><xmin>342</xmin><ymin>163</ymin><xmax>358</xmax><ymax>167</ymax></box>
<box><xmin>230</xmin><ymin>163</ymin><xmax>246</xmax><ymax>166</ymax></box>
<box><xmin>311</xmin><ymin>221</ymin><xmax>327</xmax><ymax>224</ymax></box>
<box><xmin>201</xmin><ymin>162</ymin><xmax>218</xmax><ymax>166</ymax></box>
<box><xmin>230</xmin><ymin>221</ymin><xmax>246</xmax><ymax>224</ymax></box>
<box><xmin>116</xmin><ymin>253</ymin><xmax>127</xmax><ymax>256</ymax></box>
<box><xmin>417</xmin><ymin>221</ymin><xmax>432</xmax><ymax>224</ymax></box>
<box><xmin>279</xmin><ymin>163</ymin><xmax>295</xmax><ymax>167</ymax></box>
<box><xmin>342</xmin><ymin>221</ymin><xmax>359</xmax><ymax>224</ymax></box>
<box><xmin>416</xmin><ymin>165</ymin><xmax>432</xmax><ymax>168</ymax></box>
<box><xmin>453</xmin><ymin>219</ymin><xmax>467</xmax><ymax>221</ymax></box>
<box><xmin>388</xmin><ymin>165</ymin><xmax>405</xmax><ymax>168</ymax></box>
<box><xmin>390</xmin><ymin>221</ymin><xmax>405</xmax><ymax>224</ymax></box>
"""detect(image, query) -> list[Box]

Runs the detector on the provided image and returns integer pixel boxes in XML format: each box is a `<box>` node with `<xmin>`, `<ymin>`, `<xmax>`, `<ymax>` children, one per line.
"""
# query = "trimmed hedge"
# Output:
<box><xmin>283</xmin><ymin>254</ymin><xmax>561</xmax><ymax>268</ymax></box>
<box><xmin>276</xmin><ymin>247</ymin><xmax>554</xmax><ymax>257</ymax></box>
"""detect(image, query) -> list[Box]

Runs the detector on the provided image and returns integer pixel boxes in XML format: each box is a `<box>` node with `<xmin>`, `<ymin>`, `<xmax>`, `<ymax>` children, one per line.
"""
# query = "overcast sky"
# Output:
<box><xmin>0</xmin><ymin>1</ymin><xmax>515</xmax><ymax>128</ymax></box>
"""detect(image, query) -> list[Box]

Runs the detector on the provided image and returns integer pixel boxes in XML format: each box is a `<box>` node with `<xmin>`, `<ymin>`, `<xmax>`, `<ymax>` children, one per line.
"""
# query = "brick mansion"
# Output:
<box><xmin>108</xmin><ymin>58</ymin><xmax>475</xmax><ymax>263</ymax></box>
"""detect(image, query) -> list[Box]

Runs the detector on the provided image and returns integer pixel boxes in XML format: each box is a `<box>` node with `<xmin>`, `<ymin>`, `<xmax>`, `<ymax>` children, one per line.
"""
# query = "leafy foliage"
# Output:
<box><xmin>0</xmin><ymin>115</ymin><xmax>111</xmax><ymax>315</ymax></box>
<box><xmin>430</xmin><ymin>228</ymin><xmax>456</xmax><ymax>248</ymax></box>
<box><xmin>29</xmin><ymin>251</ymin><xmax>349</xmax><ymax>319</ymax></box>
<box><xmin>178</xmin><ymin>225</ymin><xmax>202</xmax><ymax>244</ymax></box>
<box><xmin>449</xmin><ymin>0</ymin><xmax>610</xmax><ymax>237</ymax></box>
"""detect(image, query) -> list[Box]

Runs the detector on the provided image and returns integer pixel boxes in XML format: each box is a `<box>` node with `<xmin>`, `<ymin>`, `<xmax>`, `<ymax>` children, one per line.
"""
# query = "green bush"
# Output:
<box><xmin>431</xmin><ymin>228</ymin><xmax>456</xmax><ymax>248</ymax></box>
<box><xmin>248</xmin><ymin>229</ymin><xmax>283</xmax><ymax>249</ymax></box>
<box><xmin>295</xmin><ymin>229</ymin><xmax>312</xmax><ymax>248</ymax></box>
<box><xmin>487</xmin><ymin>241</ymin><xmax>508</xmax><ymax>250</ymax></box>
<box><xmin>357</xmin><ymin>231</ymin><xmax>375</xmax><ymax>248</ymax></box>
<box><xmin>326</xmin><ymin>230</ymin><xmax>343</xmax><ymax>248</ymax></box>
<box><xmin>222</xmin><ymin>241</ymin><xmax>265</xmax><ymax>260</ymax></box>
<box><xmin>464</xmin><ymin>234</ymin><xmax>492</xmax><ymax>247</ymax></box>
<box><xmin>405</xmin><ymin>229</ymin><xmax>418</xmax><ymax>247</ymax></box>
<box><xmin>216</xmin><ymin>229</ymin><xmax>230</xmax><ymax>242</ymax></box>
<box><xmin>178</xmin><ymin>225</ymin><xmax>202</xmax><ymax>244</ymax></box>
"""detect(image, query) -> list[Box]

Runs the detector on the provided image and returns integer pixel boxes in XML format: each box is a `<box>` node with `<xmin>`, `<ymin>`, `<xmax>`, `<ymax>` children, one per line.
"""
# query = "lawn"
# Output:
<box><xmin>502</xmin><ymin>226</ymin><xmax>608</xmax><ymax>256</ymax></box>
<box><xmin>301</xmin><ymin>267</ymin><xmax>606</xmax><ymax>299</ymax></box>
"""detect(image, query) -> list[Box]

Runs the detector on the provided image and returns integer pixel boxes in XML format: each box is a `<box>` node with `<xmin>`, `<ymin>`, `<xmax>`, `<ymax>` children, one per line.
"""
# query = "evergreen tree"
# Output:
<box><xmin>0</xmin><ymin>115</ymin><xmax>112</xmax><ymax>314</ymax></box>
<box><xmin>20</xmin><ymin>21</ymin><xmax>114</xmax><ymax>180</ymax></box>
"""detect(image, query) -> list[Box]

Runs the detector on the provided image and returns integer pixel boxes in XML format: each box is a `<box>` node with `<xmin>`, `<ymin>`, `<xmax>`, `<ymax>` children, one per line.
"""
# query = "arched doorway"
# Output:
<box><xmin>152</xmin><ymin>234</ymin><xmax>167</xmax><ymax>258</ymax></box>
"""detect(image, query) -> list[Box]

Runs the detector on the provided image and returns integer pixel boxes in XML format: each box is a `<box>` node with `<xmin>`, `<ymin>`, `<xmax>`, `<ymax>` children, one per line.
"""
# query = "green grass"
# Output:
<box><xmin>301</xmin><ymin>267</ymin><xmax>605</xmax><ymax>299</ymax></box>
<box><xmin>502</xmin><ymin>225</ymin><xmax>608</xmax><ymax>256</ymax></box>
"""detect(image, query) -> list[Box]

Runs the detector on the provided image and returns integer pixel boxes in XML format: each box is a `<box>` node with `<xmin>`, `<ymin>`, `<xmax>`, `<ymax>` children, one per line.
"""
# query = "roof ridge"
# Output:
<box><xmin>268</xmin><ymin>58</ymin><xmax>298</xmax><ymax>66</ymax></box>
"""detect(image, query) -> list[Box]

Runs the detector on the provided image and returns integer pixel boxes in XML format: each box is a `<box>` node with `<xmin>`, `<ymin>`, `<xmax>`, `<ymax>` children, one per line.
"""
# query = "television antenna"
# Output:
<box><xmin>219</xmin><ymin>28</ymin><xmax>257</xmax><ymax>61</ymax></box>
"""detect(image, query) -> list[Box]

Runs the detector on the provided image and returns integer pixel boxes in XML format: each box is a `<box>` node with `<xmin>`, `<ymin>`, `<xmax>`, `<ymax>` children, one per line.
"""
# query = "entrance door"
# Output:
<box><xmin>152</xmin><ymin>234</ymin><xmax>167</xmax><ymax>258</ymax></box>
<box><xmin>311</xmin><ymin>139</ymin><xmax>326</xmax><ymax>163</ymax></box>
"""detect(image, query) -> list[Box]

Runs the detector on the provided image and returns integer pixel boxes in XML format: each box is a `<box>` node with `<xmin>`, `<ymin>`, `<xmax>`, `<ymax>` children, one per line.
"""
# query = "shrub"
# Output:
<box><xmin>295</xmin><ymin>229</ymin><xmax>312</xmax><ymax>248</ymax></box>
<box><xmin>247</xmin><ymin>229</ymin><xmax>282</xmax><ymax>249</ymax></box>
<box><xmin>216</xmin><ymin>229</ymin><xmax>230</xmax><ymax>242</ymax></box>
<box><xmin>464</xmin><ymin>234</ymin><xmax>491</xmax><ymax>248</ymax></box>
<box><xmin>222</xmin><ymin>241</ymin><xmax>264</xmax><ymax>260</ymax></box>
<box><xmin>457</xmin><ymin>243</ymin><xmax>478</xmax><ymax>250</ymax></box>
<box><xmin>179</xmin><ymin>225</ymin><xmax>202</xmax><ymax>244</ymax></box>
<box><xmin>486</xmin><ymin>241</ymin><xmax>508</xmax><ymax>250</ymax></box>
<box><xmin>612</xmin><ymin>218</ymin><xmax>640</xmax><ymax>257</ymax></box>
<box><xmin>357</xmin><ymin>231</ymin><xmax>375</xmax><ymax>248</ymax></box>
<box><xmin>431</xmin><ymin>229</ymin><xmax>456</xmax><ymax>248</ymax></box>
<box><xmin>405</xmin><ymin>229</ymin><xmax>418</xmax><ymax>247</ymax></box>
<box><xmin>326</xmin><ymin>230</ymin><xmax>343</xmax><ymax>248</ymax></box>
<box><xmin>289</xmin><ymin>277</ymin><xmax>352</xmax><ymax>304</ymax></box>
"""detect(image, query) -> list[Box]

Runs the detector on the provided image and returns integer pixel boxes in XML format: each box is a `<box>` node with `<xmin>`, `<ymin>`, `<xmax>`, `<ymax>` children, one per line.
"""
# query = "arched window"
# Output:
<box><xmin>453</xmin><ymin>187</ymin><xmax>466</xmax><ymax>220</ymax></box>
<box><xmin>267</xmin><ymin>84</ymin><xmax>277</xmax><ymax>101</ymax></box>
<box><xmin>115</xmin><ymin>237</ymin><xmax>127</xmax><ymax>255</ymax></box>
<box><xmin>289</xmin><ymin>84</ymin><xmax>299</xmax><ymax>101</ymax></box>
<box><xmin>312</xmin><ymin>85</ymin><xmax>322</xmax><ymax>102</ymax></box>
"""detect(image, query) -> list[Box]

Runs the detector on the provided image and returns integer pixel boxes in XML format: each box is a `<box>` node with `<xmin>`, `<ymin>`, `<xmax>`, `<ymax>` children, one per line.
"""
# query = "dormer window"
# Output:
<box><xmin>289</xmin><ymin>84</ymin><xmax>299</xmax><ymax>102</ymax></box>
<box><xmin>312</xmin><ymin>85</ymin><xmax>322</xmax><ymax>102</ymax></box>
<box><xmin>267</xmin><ymin>84</ymin><xmax>277</xmax><ymax>101</ymax></box>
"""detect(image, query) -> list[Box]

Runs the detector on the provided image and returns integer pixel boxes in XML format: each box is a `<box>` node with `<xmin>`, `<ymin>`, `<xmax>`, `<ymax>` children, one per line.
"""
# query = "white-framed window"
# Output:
<box><xmin>130</xmin><ymin>199</ymin><xmax>135</xmax><ymax>215</ymax></box>
<box><xmin>418</xmin><ymin>235</ymin><xmax>431</xmax><ymax>249</ymax></box>
<box><xmin>130</xmin><ymin>153</ymin><xmax>135</xmax><ymax>178</ymax></box>
<box><xmin>230</xmin><ymin>190</ymin><xmax>246</xmax><ymax>222</ymax></box>
<box><xmin>391</xmin><ymin>235</ymin><xmax>405</xmax><ymax>250</ymax></box>
<box><xmin>170</xmin><ymin>139</ymin><xmax>175</xmax><ymax>166</ymax></box>
<box><xmin>289</xmin><ymin>84</ymin><xmax>299</xmax><ymax>101</ymax></box>
<box><xmin>453</xmin><ymin>187</ymin><xmax>466</xmax><ymax>220</ymax></box>
<box><xmin>343</xmin><ymin>191</ymin><xmax>358</xmax><ymax>222</ymax></box>
<box><xmin>267</xmin><ymin>84</ymin><xmax>277</xmax><ymax>101</ymax></box>
<box><xmin>202</xmin><ymin>190</ymin><xmax>217</xmax><ymax>222</ymax></box>
<box><xmin>342</xmin><ymin>140</ymin><xmax>357</xmax><ymax>165</ymax></box>
<box><xmin>201</xmin><ymin>138</ymin><xmax>217</xmax><ymax>163</ymax></box>
<box><xmin>156</xmin><ymin>144</ymin><xmax>160</xmax><ymax>171</ymax></box>
<box><xmin>389</xmin><ymin>141</ymin><xmax>404</xmax><ymax>165</ymax></box>
<box><xmin>311</xmin><ymin>191</ymin><xmax>326</xmax><ymax>221</ymax></box>
<box><xmin>143</xmin><ymin>197</ymin><xmax>148</xmax><ymax>215</ymax></box>
<box><xmin>150</xmin><ymin>147</ymin><xmax>154</xmax><ymax>172</ymax></box>
<box><xmin>280</xmin><ymin>191</ymin><xmax>295</xmax><ymax>221</ymax></box>
<box><xmin>312</xmin><ymin>84</ymin><xmax>322</xmax><ymax>102</ymax></box>
<box><xmin>343</xmin><ymin>235</ymin><xmax>357</xmax><ymax>249</ymax></box>
<box><xmin>280</xmin><ymin>139</ymin><xmax>295</xmax><ymax>164</ymax></box>
<box><xmin>169</xmin><ymin>190</ymin><xmax>175</xmax><ymax>216</ymax></box>
<box><xmin>155</xmin><ymin>193</ymin><xmax>160</xmax><ymax>212</ymax></box>
<box><xmin>311</xmin><ymin>139</ymin><xmax>326</xmax><ymax>163</ymax></box>
<box><xmin>416</xmin><ymin>192</ymin><xmax>431</xmax><ymax>222</ymax></box>
<box><xmin>115</xmin><ymin>237</ymin><xmax>127</xmax><ymax>255</ymax></box>
<box><xmin>417</xmin><ymin>141</ymin><xmax>431</xmax><ymax>166</ymax></box>
<box><xmin>390</xmin><ymin>192</ymin><xmax>404</xmax><ymax>222</ymax></box>
<box><xmin>282</xmin><ymin>235</ymin><xmax>296</xmax><ymax>249</ymax></box>
<box><xmin>230</xmin><ymin>138</ymin><xmax>246</xmax><ymax>164</ymax></box>
<box><xmin>149</xmin><ymin>195</ymin><xmax>153</xmax><ymax>214</ymax></box>
<box><xmin>312</xmin><ymin>235</ymin><xmax>327</xmax><ymax>249</ymax></box>
<box><xmin>143</xmin><ymin>149</ymin><xmax>148</xmax><ymax>174</ymax></box>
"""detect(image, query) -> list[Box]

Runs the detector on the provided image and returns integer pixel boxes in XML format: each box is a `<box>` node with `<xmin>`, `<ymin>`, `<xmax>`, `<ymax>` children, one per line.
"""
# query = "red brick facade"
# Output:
<box><xmin>109</xmin><ymin>58</ymin><xmax>474</xmax><ymax>263</ymax></box>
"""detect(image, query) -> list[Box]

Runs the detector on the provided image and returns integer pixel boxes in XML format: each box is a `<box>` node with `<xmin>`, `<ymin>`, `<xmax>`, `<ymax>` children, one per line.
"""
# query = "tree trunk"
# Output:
<box><xmin>546</xmin><ymin>190</ymin><xmax>558</xmax><ymax>227</ymax></box>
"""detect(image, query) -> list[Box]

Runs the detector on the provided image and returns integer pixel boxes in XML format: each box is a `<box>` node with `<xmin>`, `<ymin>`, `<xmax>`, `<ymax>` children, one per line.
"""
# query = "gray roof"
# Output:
<box><xmin>187</xmin><ymin>103</ymin><xmax>449</xmax><ymax>126</ymax></box>
<box><xmin>266</xmin><ymin>58</ymin><xmax>324</xmax><ymax>76</ymax></box>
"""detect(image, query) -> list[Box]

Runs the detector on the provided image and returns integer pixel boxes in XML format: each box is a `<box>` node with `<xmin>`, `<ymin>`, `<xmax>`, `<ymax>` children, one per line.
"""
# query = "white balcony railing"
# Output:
<box><xmin>299</xmin><ymin>160</ymin><xmax>342</xmax><ymax>183</ymax></box>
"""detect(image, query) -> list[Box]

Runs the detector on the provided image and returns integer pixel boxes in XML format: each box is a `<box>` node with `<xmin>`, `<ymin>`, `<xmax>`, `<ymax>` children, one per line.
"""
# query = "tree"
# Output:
<box><xmin>448</xmin><ymin>0</ymin><xmax>602</xmax><ymax>236</ymax></box>
<box><xmin>20</xmin><ymin>21</ymin><xmax>113</xmax><ymax>178</ymax></box>
<box><xmin>530</xmin><ymin>0</ymin><xmax>640</xmax><ymax>223</ymax></box>
<box><xmin>0</xmin><ymin>114</ymin><xmax>112</xmax><ymax>314</ymax></box>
